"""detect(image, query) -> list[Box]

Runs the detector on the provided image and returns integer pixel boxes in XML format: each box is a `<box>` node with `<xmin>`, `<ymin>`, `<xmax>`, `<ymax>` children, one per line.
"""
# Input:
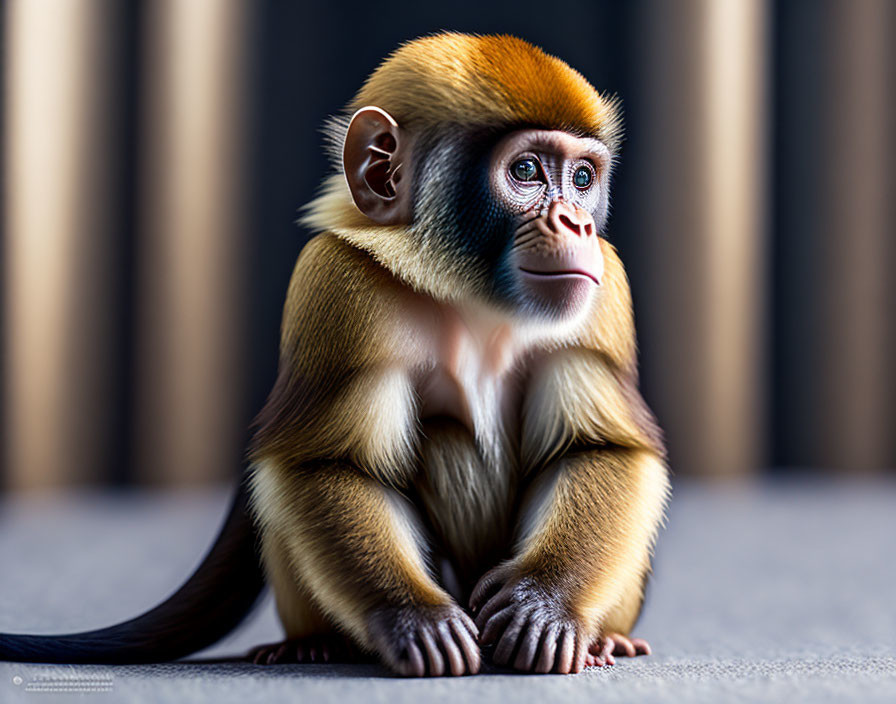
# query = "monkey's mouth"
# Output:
<box><xmin>519</xmin><ymin>267</ymin><xmax>601</xmax><ymax>286</ymax></box>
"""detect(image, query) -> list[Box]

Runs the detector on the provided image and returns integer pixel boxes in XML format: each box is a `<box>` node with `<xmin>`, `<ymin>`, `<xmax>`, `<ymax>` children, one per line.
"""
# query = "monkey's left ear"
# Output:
<box><xmin>342</xmin><ymin>106</ymin><xmax>412</xmax><ymax>225</ymax></box>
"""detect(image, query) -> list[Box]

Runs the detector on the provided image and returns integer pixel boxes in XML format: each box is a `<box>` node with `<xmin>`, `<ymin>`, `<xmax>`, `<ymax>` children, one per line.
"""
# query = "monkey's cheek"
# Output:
<box><xmin>519</xmin><ymin>273</ymin><xmax>596</xmax><ymax>319</ymax></box>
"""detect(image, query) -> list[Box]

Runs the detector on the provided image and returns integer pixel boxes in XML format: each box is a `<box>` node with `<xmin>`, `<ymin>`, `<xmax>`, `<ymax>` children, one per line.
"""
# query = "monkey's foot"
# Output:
<box><xmin>368</xmin><ymin>603</ymin><xmax>480</xmax><ymax>677</ymax></box>
<box><xmin>248</xmin><ymin>635</ymin><xmax>363</xmax><ymax>665</ymax></box>
<box><xmin>470</xmin><ymin>566</ymin><xmax>590</xmax><ymax>674</ymax></box>
<box><xmin>585</xmin><ymin>633</ymin><xmax>652</xmax><ymax>667</ymax></box>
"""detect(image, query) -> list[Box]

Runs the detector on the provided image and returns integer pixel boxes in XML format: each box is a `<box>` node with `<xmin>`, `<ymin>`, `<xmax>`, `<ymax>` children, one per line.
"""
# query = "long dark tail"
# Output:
<box><xmin>0</xmin><ymin>477</ymin><xmax>266</xmax><ymax>663</ymax></box>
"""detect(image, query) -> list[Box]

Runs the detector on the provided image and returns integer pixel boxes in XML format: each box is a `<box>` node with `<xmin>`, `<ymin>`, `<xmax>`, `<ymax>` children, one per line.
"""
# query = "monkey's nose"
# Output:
<box><xmin>547</xmin><ymin>200</ymin><xmax>595</xmax><ymax>237</ymax></box>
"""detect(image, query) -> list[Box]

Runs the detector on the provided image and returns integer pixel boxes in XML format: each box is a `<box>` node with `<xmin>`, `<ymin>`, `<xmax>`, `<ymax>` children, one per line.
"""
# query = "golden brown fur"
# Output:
<box><xmin>247</xmin><ymin>33</ymin><xmax>668</xmax><ymax>676</ymax></box>
<box><xmin>350</xmin><ymin>33</ymin><xmax>623</xmax><ymax>150</ymax></box>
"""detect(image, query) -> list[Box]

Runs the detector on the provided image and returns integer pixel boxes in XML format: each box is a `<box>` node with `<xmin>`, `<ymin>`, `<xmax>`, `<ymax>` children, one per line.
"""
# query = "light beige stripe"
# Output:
<box><xmin>700</xmin><ymin>0</ymin><xmax>768</xmax><ymax>477</ymax></box>
<box><xmin>134</xmin><ymin>0</ymin><xmax>251</xmax><ymax>485</ymax></box>
<box><xmin>639</xmin><ymin>0</ymin><xmax>767</xmax><ymax>477</ymax></box>
<box><xmin>3</xmin><ymin>0</ymin><xmax>116</xmax><ymax>489</ymax></box>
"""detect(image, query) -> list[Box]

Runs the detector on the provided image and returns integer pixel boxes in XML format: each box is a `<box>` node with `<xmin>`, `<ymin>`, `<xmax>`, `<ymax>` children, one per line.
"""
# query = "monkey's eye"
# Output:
<box><xmin>510</xmin><ymin>158</ymin><xmax>541</xmax><ymax>183</ymax></box>
<box><xmin>573</xmin><ymin>165</ymin><xmax>594</xmax><ymax>190</ymax></box>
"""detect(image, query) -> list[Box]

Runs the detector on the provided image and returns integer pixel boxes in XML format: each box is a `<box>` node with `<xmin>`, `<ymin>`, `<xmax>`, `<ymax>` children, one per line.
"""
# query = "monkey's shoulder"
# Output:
<box><xmin>251</xmin><ymin>233</ymin><xmax>422</xmax><ymax>473</ymax></box>
<box><xmin>285</xmin><ymin>233</ymin><xmax>402</xmax><ymax>320</ymax></box>
<box><xmin>279</xmin><ymin>233</ymin><xmax>424</xmax><ymax>368</ymax></box>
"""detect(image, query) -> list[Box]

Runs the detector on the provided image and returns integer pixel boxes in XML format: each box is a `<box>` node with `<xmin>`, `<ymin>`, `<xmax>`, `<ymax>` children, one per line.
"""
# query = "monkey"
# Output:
<box><xmin>0</xmin><ymin>33</ymin><xmax>668</xmax><ymax>676</ymax></box>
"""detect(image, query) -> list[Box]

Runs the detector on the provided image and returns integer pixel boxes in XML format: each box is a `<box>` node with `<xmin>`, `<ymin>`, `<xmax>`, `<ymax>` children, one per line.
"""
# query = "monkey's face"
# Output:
<box><xmin>485</xmin><ymin>129</ymin><xmax>609</xmax><ymax>320</ymax></box>
<box><xmin>341</xmin><ymin>109</ymin><xmax>611</xmax><ymax>322</ymax></box>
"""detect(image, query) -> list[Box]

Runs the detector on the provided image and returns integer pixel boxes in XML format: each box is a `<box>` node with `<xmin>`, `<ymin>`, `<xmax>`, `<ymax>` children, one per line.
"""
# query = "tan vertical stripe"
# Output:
<box><xmin>701</xmin><ymin>0</ymin><xmax>767</xmax><ymax>477</ymax></box>
<box><xmin>3</xmin><ymin>0</ymin><xmax>115</xmax><ymax>489</ymax></box>
<box><xmin>641</xmin><ymin>0</ymin><xmax>767</xmax><ymax>477</ymax></box>
<box><xmin>817</xmin><ymin>0</ymin><xmax>892</xmax><ymax>472</ymax></box>
<box><xmin>135</xmin><ymin>0</ymin><xmax>250</xmax><ymax>485</ymax></box>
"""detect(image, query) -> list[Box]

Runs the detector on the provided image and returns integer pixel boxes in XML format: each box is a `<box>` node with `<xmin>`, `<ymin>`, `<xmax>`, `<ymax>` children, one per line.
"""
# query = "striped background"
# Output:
<box><xmin>3</xmin><ymin>0</ymin><xmax>894</xmax><ymax>489</ymax></box>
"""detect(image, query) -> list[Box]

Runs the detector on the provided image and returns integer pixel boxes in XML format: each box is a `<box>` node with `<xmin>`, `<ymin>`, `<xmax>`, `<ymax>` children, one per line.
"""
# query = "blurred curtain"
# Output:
<box><xmin>3</xmin><ymin>0</ymin><xmax>252</xmax><ymax>489</ymax></box>
<box><xmin>634</xmin><ymin>0</ymin><xmax>768</xmax><ymax>477</ymax></box>
<box><xmin>635</xmin><ymin>0</ymin><xmax>894</xmax><ymax>476</ymax></box>
<box><xmin>4</xmin><ymin>0</ymin><xmax>120</xmax><ymax>489</ymax></box>
<box><xmin>2</xmin><ymin>0</ymin><xmax>894</xmax><ymax>489</ymax></box>
<box><xmin>770</xmin><ymin>0</ymin><xmax>895</xmax><ymax>474</ymax></box>
<box><xmin>134</xmin><ymin>0</ymin><xmax>250</xmax><ymax>486</ymax></box>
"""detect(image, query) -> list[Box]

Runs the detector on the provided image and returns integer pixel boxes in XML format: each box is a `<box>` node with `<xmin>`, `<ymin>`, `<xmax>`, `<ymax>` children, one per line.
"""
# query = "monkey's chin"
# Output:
<box><xmin>518</xmin><ymin>270</ymin><xmax>597</xmax><ymax>321</ymax></box>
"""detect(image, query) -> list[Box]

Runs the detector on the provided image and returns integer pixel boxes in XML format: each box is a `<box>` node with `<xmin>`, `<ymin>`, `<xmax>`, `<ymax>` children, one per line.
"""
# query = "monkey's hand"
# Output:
<box><xmin>470</xmin><ymin>563</ymin><xmax>591</xmax><ymax>674</ymax></box>
<box><xmin>368</xmin><ymin>602</ymin><xmax>480</xmax><ymax>677</ymax></box>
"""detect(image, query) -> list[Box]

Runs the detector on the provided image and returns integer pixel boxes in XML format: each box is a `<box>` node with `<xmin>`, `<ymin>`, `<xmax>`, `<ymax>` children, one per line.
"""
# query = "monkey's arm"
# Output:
<box><xmin>250</xmin><ymin>460</ymin><xmax>479</xmax><ymax>676</ymax></box>
<box><xmin>471</xmin><ymin>439</ymin><xmax>668</xmax><ymax>674</ymax></box>
<box><xmin>249</xmin><ymin>234</ymin><xmax>478</xmax><ymax>675</ymax></box>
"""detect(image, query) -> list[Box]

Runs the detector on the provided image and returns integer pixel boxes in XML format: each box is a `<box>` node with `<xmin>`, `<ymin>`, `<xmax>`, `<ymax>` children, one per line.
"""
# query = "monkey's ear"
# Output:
<box><xmin>342</xmin><ymin>106</ymin><xmax>412</xmax><ymax>225</ymax></box>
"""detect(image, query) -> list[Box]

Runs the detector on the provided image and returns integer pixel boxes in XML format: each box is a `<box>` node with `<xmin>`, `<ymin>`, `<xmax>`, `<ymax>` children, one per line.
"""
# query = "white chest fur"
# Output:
<box><xmin>415</xmin><ymin>304</ymin><xmax>529</xmax><ymax>465</ymax></box>
<box><xmin>409</xmin><ymin>302</ymin><xmax>572</xmax><ymax>569</ymax></box>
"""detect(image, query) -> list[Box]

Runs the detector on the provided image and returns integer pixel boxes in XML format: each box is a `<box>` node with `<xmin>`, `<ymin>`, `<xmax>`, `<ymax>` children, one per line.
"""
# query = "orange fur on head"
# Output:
<box><xmin>306</xmin><ymin>34</ymin><xmax>624</xmax><ymax>303</ymax></box>
<box><xmin>350</xmin><ymin>33</ymin><xmax>623</xmax><ymax>152</ymax></box>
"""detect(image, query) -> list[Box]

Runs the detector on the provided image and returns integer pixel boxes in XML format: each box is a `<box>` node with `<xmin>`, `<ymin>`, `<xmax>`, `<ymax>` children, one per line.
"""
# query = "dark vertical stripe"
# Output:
<box><xmin>105</xmin><ymin>0</ymin><xmax>143</xmax><ymax>487</ymax></box>
<box><xmin>771</xmin><ymin>0</ymin><xmax>827</xmax><ymax>469</ymax></box>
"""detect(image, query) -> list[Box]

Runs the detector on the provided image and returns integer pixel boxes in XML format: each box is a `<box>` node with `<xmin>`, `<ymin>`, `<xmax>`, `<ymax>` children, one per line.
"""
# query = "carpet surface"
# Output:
<box><xmin>1</xmin><ymin>480</ymin><xmax>894</xmax><ymax>703</ymax></box>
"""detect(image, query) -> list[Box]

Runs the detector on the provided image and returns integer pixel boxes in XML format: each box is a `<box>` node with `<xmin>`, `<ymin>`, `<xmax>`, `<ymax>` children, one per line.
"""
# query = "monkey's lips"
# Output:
<box><xmin>516</xmin><ymin>250</ymin><xmax>604</xmax><ymax>315</ymax></box>
<box><xmin>519</xmin><ymin>267</ymin><xmax>601</xmax><ymax>286</ymax></box>
<box><xmin>516</xmin><ymin>248</ymin><xmax>604</xmax><ymax>288</ymax></box>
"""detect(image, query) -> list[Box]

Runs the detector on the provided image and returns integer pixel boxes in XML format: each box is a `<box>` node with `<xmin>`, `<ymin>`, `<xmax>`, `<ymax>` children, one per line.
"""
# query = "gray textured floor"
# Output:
<box><xmin>1</xmin><ymin>480</ymin><xmax>894</xmax><ymax>703</ymax></box>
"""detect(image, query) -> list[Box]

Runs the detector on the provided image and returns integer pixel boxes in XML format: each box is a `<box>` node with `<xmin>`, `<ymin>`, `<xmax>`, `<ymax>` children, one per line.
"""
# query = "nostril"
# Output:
<box><xmin>558</xmin><ymin>213</ymin><xmax>582</xmax><ymax>235</ymax></box>
<box><xmin>583</xmin><ymin>221</ymin><xmax>593</xmax><ymax>236</ymax></box>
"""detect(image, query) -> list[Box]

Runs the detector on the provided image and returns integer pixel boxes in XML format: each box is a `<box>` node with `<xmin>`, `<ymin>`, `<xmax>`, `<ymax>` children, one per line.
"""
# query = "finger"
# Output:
<box><xmin>630</xmin><ymin>637</ymin><xmax>652</xmax><ymax>656</ymax></box>
<box><xmin>480</xmin><ymin>604</ymin><xmax>516</xmax><ymax>645</ymax></box>
<box><xmin>449</xmin><ymin>618</ymin><xmax>481</xmax><ymax>674</ymax></box>
<box><xmin>584</xmin><ymin>652</ymin><xmax>604</xmax><ymax>668</ymax></box>
<box><xmin>436</xmin><ymin>621</ymin><xmax>465</xmax><ymax>676</ymax></box>
<box><xmin>493</xmin><ymin>608</ymin><xmax>531</xmax><ymax>665</ymax></box>
<box><xmin>470</xmin><ymin>570</ymin><xmax>504</xmax><ymax>612</ymax></box>
<box><xmin>418</xmin><ymin>625</ymin><xmax>445</xmax><ymax>677</ymax></box>
<box><xmin>613</xmin><ymin>634</ymin><xmax>636</xmax><ymax>658</ymax></box>
<box><xmin>554</xmin><ymin>626</ymin><xmax>575</xmax><ymax>674</ymax></box>
<box><xmin>475</xmin><ymin>590</ymin><xmax>511</xmax><ymax>631</ymax></box>
<box><xmin>513</xmin><ymin>619</ymin><xmax>543</xmax><ymax>672</ymax></box>
<box><xmin>600</xmin><ymin>637</ymin><xmax>616</xmax><ymax>665</ymax></box>
<box><xmin>534</xmin><ymin>623</ymin><xmax>559</xmax><ymax>674</ymax></box>
<box><xmin>397</xmin><ymin>641</ymin><xmax>425</xmax><ymax>677</ymax></box>
<box><xmin>458</xmin><ymin>609</ymin><xmax>479</xmax><ymax>639</ymax></box>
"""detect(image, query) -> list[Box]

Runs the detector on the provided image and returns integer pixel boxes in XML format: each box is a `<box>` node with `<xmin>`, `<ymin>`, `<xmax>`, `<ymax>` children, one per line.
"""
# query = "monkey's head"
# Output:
<box><xmin>303</xmin><ymin>33</ymin><xmax>622</xmax><ymax>324</ymax></box>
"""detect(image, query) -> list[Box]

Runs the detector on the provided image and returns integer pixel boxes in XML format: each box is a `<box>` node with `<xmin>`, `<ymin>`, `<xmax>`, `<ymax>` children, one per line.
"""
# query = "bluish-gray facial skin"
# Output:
<box><xmin>412</xmin><ymin>126</ymin><xmax>610</xmax><ymax>321</ymax></box>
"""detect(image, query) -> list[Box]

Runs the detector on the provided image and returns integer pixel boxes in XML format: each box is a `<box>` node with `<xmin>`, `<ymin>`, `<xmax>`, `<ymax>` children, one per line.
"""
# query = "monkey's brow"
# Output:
<box><xmin>522</xmin><ymin>133</ymin><xmax>609</xmax><ymax>162</ymax></box>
